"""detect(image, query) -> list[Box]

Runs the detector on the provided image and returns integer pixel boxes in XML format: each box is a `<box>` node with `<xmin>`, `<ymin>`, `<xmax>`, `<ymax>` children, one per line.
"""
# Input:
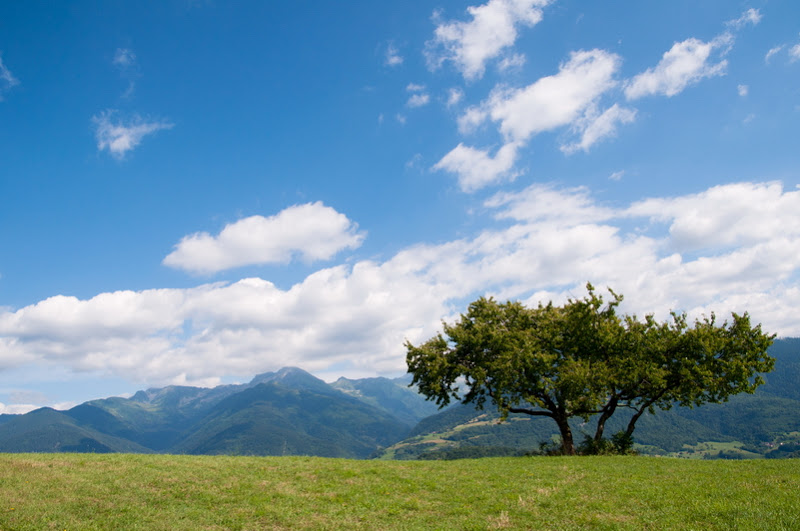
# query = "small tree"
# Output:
<box><xmin>406</xmin><ymin>284</ymin><xmax>774</xmax><ymax>455</ymax></box>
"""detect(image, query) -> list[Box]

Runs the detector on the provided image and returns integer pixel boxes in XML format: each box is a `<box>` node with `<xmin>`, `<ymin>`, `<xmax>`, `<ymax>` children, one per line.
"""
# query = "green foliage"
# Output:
<box><xmin>578</xmin><ymin>431</ymin><xmax>635</xmax><ymax>456</ymax></box>
<box><xmin>407</xmin><ymin>283</ymin><xmax>775</xmax><ymax>455</ymax></box>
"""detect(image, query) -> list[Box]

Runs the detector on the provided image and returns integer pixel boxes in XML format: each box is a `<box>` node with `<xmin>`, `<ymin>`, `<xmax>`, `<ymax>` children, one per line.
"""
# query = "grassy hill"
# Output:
<box><xmin>0</xmin><ymin>453</ymin><xmax>797</xmax><ymax>529</ymax></box>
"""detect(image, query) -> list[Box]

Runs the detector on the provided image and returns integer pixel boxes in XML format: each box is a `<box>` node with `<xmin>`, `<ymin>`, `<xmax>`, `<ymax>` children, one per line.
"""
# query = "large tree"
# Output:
<box><xmin>406</xmin><ymin>285</ymin><xmax>775</xmax><ymax>455</ymax></box>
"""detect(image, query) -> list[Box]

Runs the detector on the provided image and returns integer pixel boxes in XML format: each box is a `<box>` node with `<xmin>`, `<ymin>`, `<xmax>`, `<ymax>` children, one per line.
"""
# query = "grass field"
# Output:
<box><xmin>0</xmin><ymin>454</ymin><xmax>798</xmax><ymax>530</ymax></box>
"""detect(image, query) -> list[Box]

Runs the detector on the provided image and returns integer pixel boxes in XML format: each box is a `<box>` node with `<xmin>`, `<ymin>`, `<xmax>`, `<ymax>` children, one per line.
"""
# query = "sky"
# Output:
<box><xmin>1</xmin><ymin>0</ymin><xmax>799</xmax><ymax>414</ymax></box>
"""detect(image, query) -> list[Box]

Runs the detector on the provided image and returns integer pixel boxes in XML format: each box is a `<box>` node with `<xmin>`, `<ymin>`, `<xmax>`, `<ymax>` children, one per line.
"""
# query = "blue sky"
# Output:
<box><xmin>1</xmin><ymin>0</ymin><xmax>799</xmax><ymax>412</ymax></box>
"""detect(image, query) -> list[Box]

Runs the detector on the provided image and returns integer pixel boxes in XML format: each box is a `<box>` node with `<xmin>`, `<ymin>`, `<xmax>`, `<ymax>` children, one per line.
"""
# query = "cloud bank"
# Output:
<box><xmin>3</xmin><ymin>182</ymin><xmax>799</xmax><ymax>388</ymax></box>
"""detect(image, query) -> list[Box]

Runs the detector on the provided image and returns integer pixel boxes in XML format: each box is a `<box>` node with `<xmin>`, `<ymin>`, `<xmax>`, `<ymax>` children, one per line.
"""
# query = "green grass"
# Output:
<box><xmin>0</xmin><ymin>454</ymin><xmax>798</xmax><ymax>530</ymax></box>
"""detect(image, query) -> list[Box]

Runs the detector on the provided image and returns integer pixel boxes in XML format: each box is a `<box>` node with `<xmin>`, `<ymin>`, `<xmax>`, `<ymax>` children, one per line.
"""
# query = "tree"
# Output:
<box><xmin>406</xmin><ymin>284</ymin><xmax>775</xmax><ymax>455</ymax></box>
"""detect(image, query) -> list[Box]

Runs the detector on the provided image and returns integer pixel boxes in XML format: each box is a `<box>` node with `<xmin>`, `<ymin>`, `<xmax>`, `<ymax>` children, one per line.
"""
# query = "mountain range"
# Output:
<box><xmin>0</xmin><ymin>368</ymin><xmax>438</xmax><ymax>458</ymax></box>
<box><xmin>0</xmin><ymin>338</ymin><xmax>798</xmax><ymax>459</ymax></box>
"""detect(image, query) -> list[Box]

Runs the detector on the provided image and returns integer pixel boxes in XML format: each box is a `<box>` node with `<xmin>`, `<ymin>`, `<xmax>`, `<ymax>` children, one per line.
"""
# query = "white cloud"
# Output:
<box><xmin>486</xmin><ymin>183</ymin><xmax>615</xmax><ymax>224</ymax></box>
<box><xmin>112</xmin><ymin>48</ymin><xmax>138</xmax><ymax>97</ymax></box>
<box><xmin>0</xmin><ymin>54</ymin><xmax>19</xmax><ymax>100</ymax></box>
<box><xmin>484</xmin><ymin>49</ymin><xmax>621</xmax><ymax>142</ymax></box>
<box><xmin>437</xmin><ymin>49</ymin><xmax>621</xmax><ymax>190</ymax></box>
<box><xmin>609</xmin><ymin>170</ymin><xmax>624</xmax><ymax>181</ymax></box>
<box><xmin>737</xmin><ymin>84</ymin><xmax>748</xmax><ymax>97</ymax></box>
<box><xmin>726</xmin><ymin>8</ymin><xmax>761</xmax><ymax>29</ymax></box>
<box><xmin>447</xmin><ymin>87</ymin><xmax>465</xmax><ymax>107</ymax></box>
<box><xmin>113</xmin><ymin>48</ymin><xmax>136</xmax><ymax>68</ymax></box>
<box><xmin>625</xmin><ymin>35</ymin><xmax>731</xmax><ymax>99</ymax></box>
<box><xmin>406</xmin><ymin>83</ymin><xmax>425</xmax><ymax>92</ymax></box>
<box><xmin>790</xmin><ymin>44</ymin><xmax>800</xmax><ymax>63</ymax></box>
<box><xmin>163</xmin><ymin>202</ymin><xmax>365</xmax><ymax>275</ymax></box>
<box><xmin>92</xmin><ymin>111</ymin><xmax>173</xmax><ymax>159</ymax></box>
<box><xmin>765</xmin><ymin>45</ymin><xmax>785</xmax><ymax>63</ymax></box>
<box><xmin>498</xmin><ymin>52</ymin><xmax>526</xmax><ymax>72</ymax></box>
<box><xmin>0</xmin><ymin>402</ymin><xmax>41</xmax><ymax>415</ymax></box>
<box><xmin>625</xmin><ymin>181</ymin><xmax>800</xmax><ymax>253</ymax></box>
<box><xmin>407</xmin><ymin>93</ymin><xmax>431</xmax><ymax>108</ymax></box>
<box><xmin>457</xmin><ymin>105</ymin><xmax>488</xmax><ymax>134</ymax></box>
<box><xmin>385</xmin><ymin>43</ymin><xmax>403</xmax><ymax>67</ymax></box>
<box><xmin>3</xmin><ymin>182</ymin><xmax>800</xmax><ymax>386</ymax></box>
<box><xmin>561</xmin><ymin>103</ymin><xmax>637</xmax><ymax>154</ymax></box>
<box><xmin>433</xmin><ymin>142</ymin><xmax>521</xmax><ymax>192</ymax></box>
<box><xmin>426</xmin><ymin>0</ymin><xmax>551</xmax><ymax>80</ymax></box>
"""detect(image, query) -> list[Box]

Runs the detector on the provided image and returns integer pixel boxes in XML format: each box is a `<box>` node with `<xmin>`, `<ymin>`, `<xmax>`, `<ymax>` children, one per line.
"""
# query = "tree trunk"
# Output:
<box><xmin>594</xmin><ymin>395</ymin><xmax>619</xmax><ymax>443</ymax></box>
<box><xmin>554</xmin><ymin>415</ymin><xmax>576</xmax><ymax>455</ymax></box>
<box><xmin>624</xmin><ymin>407</ymin><xmax>647</xmax><ymax>440</ymax></box>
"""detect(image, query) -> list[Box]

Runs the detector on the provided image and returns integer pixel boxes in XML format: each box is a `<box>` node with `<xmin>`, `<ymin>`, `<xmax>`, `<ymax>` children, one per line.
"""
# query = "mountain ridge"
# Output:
<box><xmin>0</xmin><ymin>367</ymin><xmax>432</xmax><ymax>456</ymax></box>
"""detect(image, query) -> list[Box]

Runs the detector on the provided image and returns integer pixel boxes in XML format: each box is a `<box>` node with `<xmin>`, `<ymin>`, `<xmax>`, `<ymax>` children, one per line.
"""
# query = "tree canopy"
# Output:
<box><xmin>406</xmin><ymin>284</ymin><xmax>775</xmax><ymax>455</ymax></box>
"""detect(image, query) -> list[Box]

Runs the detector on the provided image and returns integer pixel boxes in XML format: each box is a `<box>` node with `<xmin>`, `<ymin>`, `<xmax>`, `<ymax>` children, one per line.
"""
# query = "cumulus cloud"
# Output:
<box><xmin>92</xmin><ymin>111</ymin><xmax>173</xmax><ymax>158</ymax></box>
<box><xmin>436</xmin><ymin>49</ymin><xmax>622</xmax><ymax>190</ymax></box>
<box><xmin>406</xmin><ymin>85</ymin><xmax>431</xmax><ymax>108</ymax></box>
<box><xmin>737</xmin><ymin>84</ymin><xmax>748</xmax><ymax>97</ymax></box>
<box><xmin>385</xmin><ymin>43</ymin><xmax>403</xmax><ymax>67</ymax></box>
<box><xmin>433</xmin><ymin>142</ymin><xmax>521</xmax><ymax>192</ymax></box>
<box><xmin>625</xmin><ymin>181</ymin><xmax>800</xmax><ymax>253</ymax></box>
<box><xmin>0</xmin><ymin>54</ymin><xmax>19</xmax><ymax>100</ymax></box>
<box><xmin>625</xmin><ymin>34</ymin><xmax>732</xmax><ymax>99</ymax></box>
<box><xmin>426</xmin><ymin>0</ymin><xmax>551</xmax><ymax>80</ymax></box>
<box><xmin>3</xmin><ymin>182</ymin><xmax>800</xmax><ymax>387</ymax></box>
<box><xmin>163</xmin><ymin>202</ymin><xmax>366</xmax><ymax>274</ymax></box>
<box><xmin>561</xmin><ymin>103</ymin><xmax>637</xmax><ymax>154</ymax></box>
<box><xmin>482</xmin><ymin>49</ymin><xmax>621</xmax><ymax>142</ymax></box>
<box><xmin>407</xmin><ymin>93</ymin><xmax>430</xmax><ymax>108</ymax></box>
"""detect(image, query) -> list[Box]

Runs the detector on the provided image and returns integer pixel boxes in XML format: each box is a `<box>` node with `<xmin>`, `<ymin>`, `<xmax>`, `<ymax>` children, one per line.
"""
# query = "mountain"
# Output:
<box><xmin>0</xmin><ymin>368</ymin><xmax>412</xmax><ymax>456</ymax></box>
<box><xmin>173</xmin><ymin>381</ymin><xmax>408</xmax><ymax>458</ymax></box>
<box><xmin>1</xmin><ymin>338</ymin><xmax>797</xmax><ymax>459</ymax></box>
<box><xmin>330</xmin><ymin>375</ymin><xmax>441</xmax><ymax>425</ymax></box>
<box><xmin>0</xmin><ymin>407</ymin><xmax>151</xmax><ymax>453</ymax></box>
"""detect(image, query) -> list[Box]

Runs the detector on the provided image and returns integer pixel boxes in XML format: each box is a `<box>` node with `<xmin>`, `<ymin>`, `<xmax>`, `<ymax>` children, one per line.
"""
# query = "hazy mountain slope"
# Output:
<box><xmin>331</xmin><ymin>376</ymin><xmax>440</xmax><ymax>425</ymax></box>
<box><xmin>0</xmin><ymin>407</ymin><xmax>151</xmax><ymax>453</ymax></box>
<box><xmin>0</xmin><ymin>368</ymin><xmax>412</xmax><ymax>456</ymax></box>
<box><xmin>173</xmin><ymin>381</ymin><xmax>410</xmax><ymax>458</ymax></box>
<box><xmin>759</xmin><ymin>338</ymin><xmax>800</xmax><ymax>401</ymax></box>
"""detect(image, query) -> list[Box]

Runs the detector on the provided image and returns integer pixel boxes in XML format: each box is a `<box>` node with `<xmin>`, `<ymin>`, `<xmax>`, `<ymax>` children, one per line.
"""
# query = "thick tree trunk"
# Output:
<box><xmin>554</xmin><ymin>415</ymin><xmax>576</xmax><ymax>455</ymax></box>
